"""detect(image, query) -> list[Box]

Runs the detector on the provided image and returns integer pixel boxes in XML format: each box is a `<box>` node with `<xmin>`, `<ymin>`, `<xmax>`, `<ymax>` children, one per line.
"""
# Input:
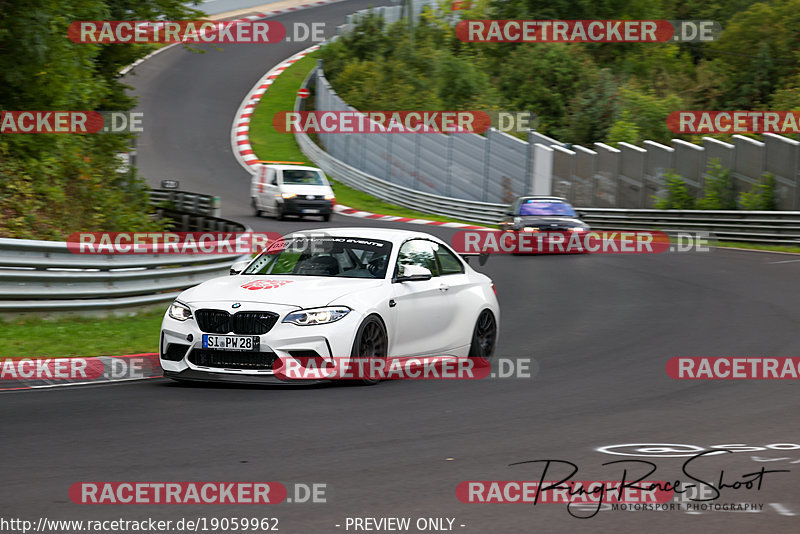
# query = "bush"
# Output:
<box><xmin>696</xmin><ymin>158</ymin><xmax>737</xmax><ymax>210</ymax></box>
<box><xmin>739</xmin><ymin>173</ymin><xmax>777</xmax><ymax>210</ymax></box>
<box><xmin>654</xmin><ymin>172</ymin><xmax>695</xmax><ymax>210</ymax></box>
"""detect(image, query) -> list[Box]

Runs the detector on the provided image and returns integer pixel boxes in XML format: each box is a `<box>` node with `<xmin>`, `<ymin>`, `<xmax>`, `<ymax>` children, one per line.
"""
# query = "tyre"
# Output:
<box><xmin>350</xmin><ymin>315</ymin><xmax>388</xmax><ymax>385</ymax></box>
<box><xmin>468</xmin><ymin>309</ymin><xmax>497</xmax><ymax>360</ymax></box>
<box><xmin>251</xmin><ymin>198</ymin><xmax>261</xmax><ymax>217</ymax></box>
<box><xmin>322</xmin><ymin>213</ymin><xmax>331</xmax><ymax>222</ymax></box>
<box><xmin>276</xmin><ymin>204</ymin><xmax>286</xmax><ymax>221</ymax></box>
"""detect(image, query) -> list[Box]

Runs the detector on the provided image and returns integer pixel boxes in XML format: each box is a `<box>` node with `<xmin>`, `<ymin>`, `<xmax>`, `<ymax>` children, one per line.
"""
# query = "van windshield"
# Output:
<box><xmin>282</xmin><ymin>169</ymin><xmax>326</xmax><ymax>186</ymax></box>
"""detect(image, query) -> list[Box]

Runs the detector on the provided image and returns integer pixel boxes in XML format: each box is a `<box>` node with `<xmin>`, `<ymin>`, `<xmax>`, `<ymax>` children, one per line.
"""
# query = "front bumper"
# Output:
<box><xmin>281</xmin><ymin>198</ymin><xmax>333</xmax><ymax>216</ymax></box>
<box><xmin>498</xmin><ymin>230</ymin><xmax>591</xmax><ymax>254</ymax></box>
<box><xmin>163</xmin><ymin>369</ymin><xmax>322</xmax><ymax>385</ymax></box>
<box><xmin>159</xmin><ymin>303</ymin><xmax>362</xmax><ymax>381</ymax></box>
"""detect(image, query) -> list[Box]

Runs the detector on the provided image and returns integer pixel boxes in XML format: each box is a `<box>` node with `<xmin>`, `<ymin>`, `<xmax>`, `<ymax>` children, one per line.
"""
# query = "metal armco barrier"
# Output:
<box><xmin>149</xmin><ymin>189</ymin><xmax>221</xmax><ymax>218</ymax></box>
<box><xmin>0</xmin><ymin>192</ymin><xmax>249</xmax><ymax>314</ymax></box>
<box><xmin>580</xmin><ymin>208</ymin><xmax>800</xmax><ymax>246</ymax></box>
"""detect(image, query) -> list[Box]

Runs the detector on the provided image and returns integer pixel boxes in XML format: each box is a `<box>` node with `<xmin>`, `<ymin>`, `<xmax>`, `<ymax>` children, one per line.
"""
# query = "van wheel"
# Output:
<box><xmin>322</xmin><ymin>214</ymin><xmax>331</xmax><ymax>222</ymax></box>
<box><xmin>276</xmin><ymin>204</ymin><xmax>286</xmax><ymax>221</ymax></box>
<box><xmin>251</xmin><ymin>198</ymin><xmax>261</xmax><ymax>217</ymax></box>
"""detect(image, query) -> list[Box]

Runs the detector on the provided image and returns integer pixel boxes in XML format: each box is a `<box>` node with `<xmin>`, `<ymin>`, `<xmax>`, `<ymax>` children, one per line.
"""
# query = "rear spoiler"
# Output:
<box><xmin>459</xmin><ymin>252</ymin><xmax>489</xmax><ymax>266</ymax></box>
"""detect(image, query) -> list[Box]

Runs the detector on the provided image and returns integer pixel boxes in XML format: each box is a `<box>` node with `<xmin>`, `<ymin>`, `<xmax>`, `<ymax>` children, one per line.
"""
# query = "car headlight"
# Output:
<box><xmin>283</xmin><ymin>307</ymin><xmax>350</xmax><ymax>326</ymax></box>
<box><xmin>168</xmin><ymin>301</ymin><xmax>192</xmax><ymax>321</ymax></box>
<box><xmin>522</xmin><ymin>226</ymin><xmax>540</xmax><ymax>232</ymax></box>
<box><xmin>281</xmin><ymin>192</ymin><xmax>297</xmax><ymax>199</ymax></box>
<box><xmin>569</xmin><ymin>227</ymin><xmax>587</xmax><ymax>232</ymax></box>
<box><xmin>324</xmin><ymin>194</ymin><xmax>335</xmax><ymax>201</ymax></box>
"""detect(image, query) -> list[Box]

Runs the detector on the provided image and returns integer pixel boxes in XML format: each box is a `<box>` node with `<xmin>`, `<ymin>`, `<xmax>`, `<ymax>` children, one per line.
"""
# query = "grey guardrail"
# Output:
<box><xmin>579</xmin><ymin>208</ymin><xmax>800</xmax><ymax>246</ymax></box>
<box><xmin>0</xmin><ymin>191</ymin><xmax>250</xmax><ymax>314</ymax></box>
<box><xmin>294</xmin><ymin>68</ymin><xmax>800</xmax><ymax>245</ymax></box>
<box><xmin>149</xmin><ymin>189</ymin><xmax>221</xmax><ymax>217</ymax></box>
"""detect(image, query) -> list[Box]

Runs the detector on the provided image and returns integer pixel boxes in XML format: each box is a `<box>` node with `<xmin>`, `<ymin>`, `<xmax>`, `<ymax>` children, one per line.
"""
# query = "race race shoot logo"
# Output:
<box><xmin>457</xmin><ymin>480</ymin><xmax>673</xmax><ymax>503</ymax></box>
<box><xmin>667</xmin><ymin>357</ymin><xmax>800</xmax><ymax>379</ymax></box>
<box><xmin>273</xmin><ymin>356</ymin><xmax>535</xmax><ymax>381</ymax></box>
<box><xmin>457</xmin><ymin>479</ymin><xmax>674</xmax><ymax>519</ymax></box>
<box><xmin>273</xmin><ymin>111</ymin><xmax>492</xmax><ymax>134</ymax></box>
<box><xmin>667</xmin><ymin>111</ymin><xmax>800</xmax><ymax>134</ymax></box>
<box><xmin>66</xmin><ymin>232</ymin><xmax>283</xmax><ymax>254</ymax></box>
<box><xmin>0</xmin><ymin>111</ymin><xmax>143</xmax><ymax>134</ymax></box>
<box><xmin>450</xmin><ymin>230</ymin><xmax>712</xmax><ymax>255</ymax></box>
<box><xmin>456</xmin><ymin>20</ymin><xmax>720</xmax><ymax>43</ymax></box>
<box><xmin>69</xmin><ymin>482</ymin><xmax>287</xmax><ymax>504</ymax></box>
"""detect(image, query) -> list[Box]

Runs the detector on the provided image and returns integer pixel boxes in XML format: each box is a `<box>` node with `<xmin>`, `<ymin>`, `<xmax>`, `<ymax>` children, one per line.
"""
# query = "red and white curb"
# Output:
<box><xmin>231</xmin><ymin>44</ymin><xmax>320</xmax><ymax>169</ymax></box>
<box><xmin>333</xmin><ymin>205</ymin><xmax>491</xmax><ymax>229</ymax></box>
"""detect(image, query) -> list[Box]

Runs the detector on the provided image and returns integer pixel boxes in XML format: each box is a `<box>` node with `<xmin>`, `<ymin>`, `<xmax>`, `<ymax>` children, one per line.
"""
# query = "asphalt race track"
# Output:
<box><xmin>3</xmin><ymin>2</ymin><xmax>800</xmax><ymax>532</ymax></box>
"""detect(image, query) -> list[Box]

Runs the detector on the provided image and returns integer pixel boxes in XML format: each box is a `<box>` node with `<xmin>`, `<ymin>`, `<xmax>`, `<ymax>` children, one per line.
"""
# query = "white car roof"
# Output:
<box><xmin>263</xmin><ymin>164</ymin><xmax>323</xmax><ymax>172</ymax></box>
<box><xmin>286</xmin><ymin>227</ymin><xmax>447</xmax><ymax>246</ymax></box>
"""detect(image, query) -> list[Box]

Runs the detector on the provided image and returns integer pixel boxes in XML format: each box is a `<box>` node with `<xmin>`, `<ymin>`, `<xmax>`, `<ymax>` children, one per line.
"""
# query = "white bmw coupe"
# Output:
<box><xmin>159</xmin><ymin>228</ymin><xmax>499</xmax><ymax>384</ymax></box>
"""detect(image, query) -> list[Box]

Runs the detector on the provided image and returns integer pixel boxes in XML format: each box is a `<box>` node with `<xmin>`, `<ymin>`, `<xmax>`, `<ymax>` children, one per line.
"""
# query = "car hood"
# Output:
<box><xmin>178</xmin><ymin>276</ymin><xmax>383</xmax><ymax>309</ymax></box>
<box><xmin>516</xmin><ymin>216</ymin><xmax>586</xmax><ymax>229</ymax></box>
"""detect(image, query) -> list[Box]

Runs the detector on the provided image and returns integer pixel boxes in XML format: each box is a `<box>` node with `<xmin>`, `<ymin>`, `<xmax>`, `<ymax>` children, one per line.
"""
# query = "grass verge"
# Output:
<box><xmin>247</xmin><ymin>51</ymin><xmax>495</xmax><ymax>227</ymax></box>
<box><xmin>1</xmin><ymin>310</ymin><xmax>163</xmax><ymax>359</ymax></box>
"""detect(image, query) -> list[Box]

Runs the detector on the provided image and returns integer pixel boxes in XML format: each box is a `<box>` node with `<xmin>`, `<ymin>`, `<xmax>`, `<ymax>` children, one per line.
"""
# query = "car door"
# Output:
<box><xmin>389</xmin><ymin>239</ymin><xmax>457</xmax><ymax>358</ymax></box>
<box><xmin>430</xmin><ymin>241</ymin><xmax>477</xmax><ymax>352</ymax></box>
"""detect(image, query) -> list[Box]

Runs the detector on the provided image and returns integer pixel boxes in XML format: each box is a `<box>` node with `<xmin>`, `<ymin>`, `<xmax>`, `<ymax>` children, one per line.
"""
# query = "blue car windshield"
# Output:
<box><xmin>519</xmin><ymin>199</ymin><xmax>576</xmax><ymax>217</ymax></box>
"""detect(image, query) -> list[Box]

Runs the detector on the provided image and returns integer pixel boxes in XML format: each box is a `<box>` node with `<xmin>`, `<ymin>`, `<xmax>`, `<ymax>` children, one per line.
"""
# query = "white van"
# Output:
<box><xmin>250</xmin><ymin>164</ymin><xmax>336</xmax><ymax>221</ymax></box>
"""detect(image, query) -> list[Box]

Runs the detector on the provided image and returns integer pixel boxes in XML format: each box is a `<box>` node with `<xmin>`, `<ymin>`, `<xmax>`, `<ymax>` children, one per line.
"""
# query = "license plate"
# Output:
<box><xmin>302</xmin><ymin>209</ymin><xmax>320</xmax><ymax>214</ymax></box>
<box><xmin>202</xmin><ymin>334</ymin><xmax>260</xmax><ymax>351</ymax></box>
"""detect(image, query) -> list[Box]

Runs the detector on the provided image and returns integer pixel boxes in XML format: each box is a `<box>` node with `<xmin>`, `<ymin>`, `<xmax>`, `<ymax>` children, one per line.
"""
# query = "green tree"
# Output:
<box><xmin>495</xmin><ymin>43</ymin><xmax>594</xmax><ymax>138</ymax></box>
<box><xmin>0</xmin><ymin>0</ymin><xmax>201</xmax><ymax>240</ymax></box>
<box><xmin>605</xmin><ymin>83</ymin><xmax>683</xmax><ymax>144</ymax></box>
<box><xmin>698</xmin><ymin>0</ymin><xmax>800</xmax><ymax>109</ymax></box>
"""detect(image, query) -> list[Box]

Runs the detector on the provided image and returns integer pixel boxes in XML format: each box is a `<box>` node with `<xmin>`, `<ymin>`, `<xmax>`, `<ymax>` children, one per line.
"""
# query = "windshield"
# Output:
<box><xmin>282</xmin><ymin>169</ymin><xmax>327</xmax><ymax>186</ymax></box>
<box><xmin>518</xmin><ymin>199</ymin><xmax>577</xmax><ymax>217</ymax></box>
<box><xmin>242</xmin><ymin>237</ymin><xmax>393</xmax><ymax>278</ymax></box>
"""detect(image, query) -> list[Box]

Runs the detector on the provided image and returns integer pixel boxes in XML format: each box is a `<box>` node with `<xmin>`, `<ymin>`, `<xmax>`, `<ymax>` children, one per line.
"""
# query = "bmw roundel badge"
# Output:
<box><xmin>232</xmin><ymin>303</ymin><xmax>241</xmax><ymax>309</ymax></box>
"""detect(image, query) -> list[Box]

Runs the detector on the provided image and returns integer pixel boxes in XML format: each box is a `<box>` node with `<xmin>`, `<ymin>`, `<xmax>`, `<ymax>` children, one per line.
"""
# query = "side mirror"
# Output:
<box><xmin>230</xmin><ymin>260</ymin><xmax>250</xmax><ymax>275</ymax></box>
<box><xmin>461</xmin><ymin>253</ymin><xmax>489</xmax><ymax>266</ymax></box>
<box><xmin>271</xmin><ymin>179</ymin><xmax>278</xmax><ymax>186</ymax></box>
<box><xmin>396</xmin><ymin>264</ymin><xmax>432</xmax><ymax>282</ymax></box>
